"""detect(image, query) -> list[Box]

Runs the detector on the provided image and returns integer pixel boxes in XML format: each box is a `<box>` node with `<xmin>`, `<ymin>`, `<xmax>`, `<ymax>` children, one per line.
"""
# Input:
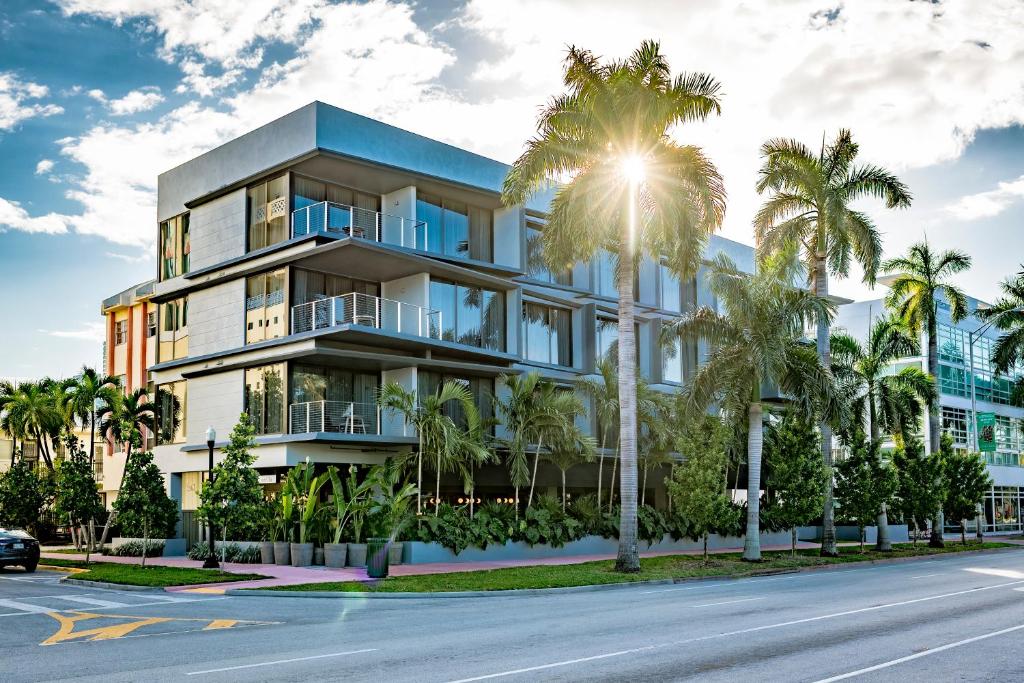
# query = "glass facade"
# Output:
<box><xmin>662</xmin><ymin>335</ymin><xmax>696</xmax><ymax>385</ymax></box>
<box><xmin>292</xmin><ymin>175</ymin><xmax>380</xmax><ymax>238</ymax></box>
<box><xmin>417</xmin><ymin>193</ymin><xmax>492</xmax><ymax>261</ymax></box>
<box><xmin>984</xmin><ymin>486</ymin><xmax>1022</xmax><ymax>533</ymax></box>
<box><xmin>247</xmin><ymin>175</ymin><xmax>289</xmax><ymax>251</ymax></box>
<box><xmin>418</xmin><ymin>371</ymin><xmax>493</xmax><ymax>430</ymax></box>
<box><xmin>244</xmin><ymin>364</ymin><xmax>286</xmax><ymax>435</ymax></box>
<box><xmin>525</xmin><ymin>221</ymin><xmax>571</xmax><ymax>285</ymax></box>
<box><xmin>158</xmin><ymin>297</ymin><xmax>188</xmax><ymax>361</ymax></box>
<box><xmin>288</xmin><ymin>364</ymin><xmax>379</xmax><ymax>435</ymax></box>
<box><xmin>429</xmin><ymin>279</ymin><xmax>505</xmax><ymax>351</ymax></box>
<box><xmin>593</xmin><ymin>250</ymin><xmax>617</xmax><ymax>298</ymax></box>
<box><xmin>937</xmin><ymin>323</ymin><xmax>1023</xmax><ymax>405</ymax></box>
<box><xmin>159</xmin><ymin>213</ymin><xmax>190</xmax><ymax>281</ymax></box>
<box><xmin>292</xmin><ymin>269</ymin><xmax>379</xmax><ymax>305</ymax></box>
<box><xmin>245</xmin><ymin>270</ymin><xmax>287</xmax><ymax>344</ymax></box>
<box><xmin>523</xmin><ymin>302</ymin><xmax>572</xmax><ymax>366</ymax></box>
<box><xmin>156</xmin><ymin>380</ymin><xmax>186</xmax><ymax>444</ymax></box>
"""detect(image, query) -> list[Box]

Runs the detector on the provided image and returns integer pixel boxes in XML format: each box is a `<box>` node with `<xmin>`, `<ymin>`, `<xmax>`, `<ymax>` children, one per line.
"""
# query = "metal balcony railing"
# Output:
<box><xmin>289</xmin><ymin>400</ymin><xmax>381</xmax><ymax>435</ymax></box>
<box><xmin>292</xmin><ymin>200</ymin><xmax>427</xmax><ymax>251</ymax></box>
<box><xmin>290</xmin><ymin>291</ymin><xmax>442</xmax><ymax>339</ymax></box>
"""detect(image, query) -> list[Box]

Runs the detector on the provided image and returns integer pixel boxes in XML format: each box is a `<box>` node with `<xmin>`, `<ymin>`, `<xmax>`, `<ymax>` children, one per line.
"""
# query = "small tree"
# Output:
<box><xmin>0</xmin><ymin>459</ymin><xmax>47</xmax><ymax>536</ymax></box>
<box><xmin>53</xmin><ymin>436</ymin><xmax>103</xmax><ymax>560</ymax></box>
<box><xmin>942</xmin><ymin>450</ymin><xmax>991</xmax><ymax>545</ymax></box>
<box><xmin>667</xmin><ymin>415</ymin><xmax>735</xmax><ymax>563</ymax></box>
<box><xmin>835</xmin><ymin>436</ymin><xmax>897</xmax><ymax>551</ymax></box>
<box><xmin>891</xmin><ymin>437</ymin><xmax>943</xmax><ymax>545</ymax></box>
<box><xmin>197</xmin><ymin>415</ymin><xmax>264</xmax><ymax>545</ymax></box>
<box><xmin>113</xmin><ymin>450</ymin><xmax>178</xmax><ymax>566</ymax></box>
<box><xmin>762</xmin><ymin>411</ymin><xmax>827</xmax><ymax>555</ymax></box>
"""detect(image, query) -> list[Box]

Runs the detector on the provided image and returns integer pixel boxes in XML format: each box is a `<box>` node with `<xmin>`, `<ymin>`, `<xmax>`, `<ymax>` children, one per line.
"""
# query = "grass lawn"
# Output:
<box><xmin>38</xmin><ymin>558</ymin><xmax>267</xmax><ymax>587</ymax></box>
<box><xmin>269</xmin><ymin>542</ymin><xmax>1017</xmax><ymax>594</ymax></box>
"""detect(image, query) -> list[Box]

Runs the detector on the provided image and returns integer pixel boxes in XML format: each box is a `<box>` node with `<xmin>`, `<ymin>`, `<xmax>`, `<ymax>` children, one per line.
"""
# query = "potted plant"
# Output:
<box><xmin>259</xmin><ymin>497</ymin><xmax>276</xmax><ymax>564</ymax></box>
<box><xmin>370</xmin><ymin>460</ymin><xmax>418</xmax><ymax>565</ymax></box>
<box><xmin>273</xmin><ymin>491</ymin><xmax>292</xmax><ymax>566</ymax></box>
<box><xmin>324</xmin><ymin>466</ymin><xmax>351</xmax><ymax>568</ymax></box>
<box><xmin>287</xmin><ymin>459</ymin><xmax>328</xmax><ymax>567</ymax></box>
<box><xmin>344</xmin><ymin>465</ymin><xmax>371</xmax><ymax>567</ymax></box>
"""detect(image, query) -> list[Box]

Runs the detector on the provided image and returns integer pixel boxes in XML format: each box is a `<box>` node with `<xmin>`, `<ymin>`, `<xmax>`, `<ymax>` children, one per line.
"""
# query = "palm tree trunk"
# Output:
<box><xmin>927</xmin><ymin>313</ymin><xmax>944</xmax><ymax>548</ymax></box>
<box><xmin>527</xmin><ymin>436</ymin><xmax>544</xmax><ymax>508</ymax></box>
<box><xmin>869</xmin><ymin>401</ymin><xmax>892</xmax><ymax>552</ymax></box>
<box><xmin>641</xmin><ymin>463</ymin><xmax>648</xmax><ymax>507</ymax></box>
<box><xmin>791</xmin><ymin>527</ymin><xmax>797</xmax><ymax>557</ymax></box>
<box><xmin>608</xmin><ymin>447</ymin><xmax>618</xmax><ymax>513</ymax></box>
<box><xmin>614</xmin><ymin>209</ymin><xmax>640</xmax><ymax>573</ymax></box>
<box><xmin>743</xmin><ymin>401</ymin><xmax>763</xmax><ymax>562</ymax></box>
<box><xmin>960</xmin><ymin>521</ymin><xmax>966</xmax><ymax>546</ymax></box>
<box><xmin>596</xmin><ymin>433</ymin><xmax>606</xmax><ymax>509</ymax></box>
<box><xmin>435</xmin><ymin>456</ymin><xmax>441</xmax><ymax>516</ymax></box>
<box><xmin>562</xmin><ymin>469</ymin><xmax>567</xmax><ymax>513</ymax></box>
<box><xmin>89</xmin><ymin>410</ymin><xmax>96</xmax><ymax>470</ymax></box>
<box><xmin>815</xmin><ymin>251</ymin><xmax>838</xmax><ymax>558</ymax></box>
<box><xmin>731</xmin><ymin>457</ymin><xmax>740</xmax><ymax>502</ymax></box>
<box><xmin>416</xmin><ymin>433</ymin><xmax>423</xmax><ymax>516</ymax></box>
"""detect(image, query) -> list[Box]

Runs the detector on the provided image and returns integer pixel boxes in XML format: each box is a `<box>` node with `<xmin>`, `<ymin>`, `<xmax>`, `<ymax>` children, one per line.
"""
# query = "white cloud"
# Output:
<box><xmin>107</xmin><ymin>87</ymin><xmax>165</xmax><ymax>115</ymax></box>
<box><xmin>174</xmin><ymin>59</ymin><xmax>242</xmax><ymax>98</ymax></box>
<box><xmin>40</xmin><ymin>322</ymin><xmax>106</xmax><ymax>342</ymax></box>
<box><xmin>0</xmin><ymin>197</ymin><xmax>71</xmax><ymax>235</ymax></box>
<box><xmin>35</xmin><ymin>159</ymin><xmax>54</xmax><ymax>175</ymax></box>
<box><xmin>0</xmin><ymin>72</ymin><xmax>63</xmax><ymax>130</ymax></box>
<box><xmin>945</xmin><ymin>175</ymin><xmax>1024</xmax><ymax>221</ymax></box>
<box><xmin>87</xmin><ymin>88</ymin><xmax>105</xmax><ymax>103</ymax></box>
<box><xmin>105</xmin><ymin>250</ymin><xmax>152</xmax><ymax>263</ymax></box>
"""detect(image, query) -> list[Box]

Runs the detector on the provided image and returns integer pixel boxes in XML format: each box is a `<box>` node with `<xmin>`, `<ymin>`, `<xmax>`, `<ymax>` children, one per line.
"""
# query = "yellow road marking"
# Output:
<box><xmin>41</xmin><ymin>611</ymin><xmax>277</xmax><ymax>645</ymax></box>
<box><xmin>37</xmin><ymin>565</ymin><xmax>89</xmax><ymax>574</ymax></box>
<box><xmin>179</xmin><ymin>587</ymin><xmax>226</xmax><ymax>594</ymax></box>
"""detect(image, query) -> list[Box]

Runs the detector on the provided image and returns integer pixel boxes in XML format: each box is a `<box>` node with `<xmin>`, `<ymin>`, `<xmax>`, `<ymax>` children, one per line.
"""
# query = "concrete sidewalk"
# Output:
<box><xmin>41</xmin><ymin>540</ymin><xmax>825</xmax><ymax>591</ymax></box>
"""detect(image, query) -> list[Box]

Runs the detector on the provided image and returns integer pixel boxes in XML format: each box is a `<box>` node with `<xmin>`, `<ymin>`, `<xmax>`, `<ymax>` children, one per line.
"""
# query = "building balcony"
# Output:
<box><xmin>288</xmin><ymin>400</ymin><xmax>381</xmax><ymax>435</ymax></box>
<box><xmin>292</xmin><ymin>201</ymin><xmax>427</xmax><ymax>251</ymax></box>
<box><xmin>291</xmin><ymin>291</ymin><xmax>442</xmax><ymax>340</ymax></box>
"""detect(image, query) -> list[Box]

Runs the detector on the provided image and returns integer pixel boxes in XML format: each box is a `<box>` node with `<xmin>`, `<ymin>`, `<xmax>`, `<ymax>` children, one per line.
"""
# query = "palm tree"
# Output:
<box><xmin>637</xmin><ymin>383</ymin><xmax>674</xmax><ymax>507</ymax></box>
<box><xmin>526</xmin><ymin>381</ymin><xmax>587</xmax><ymax>509</ymax></box>
<box><xmin>666</xmin><ymin>253</ymin><xmax>841</xmax><ymax>561</ymax></box>
<box><xmin>977</xmin><ymin>270</ymin><xmax>1024</xmax><ymax>390</ymax></box>
<box><xmin>378</xmin><ymin>380</ymin><xmax>482</xmax><ymax>516</ymax></box>
<box><xmin>545</xmin><ymin>430</ymin><xmax>596</xmax><ymax>511</ymax></box>
<box><xmin>0</xmin><ymin>380</ymin><xmax>23</xmax><ymax>465</ymax></box>
<box><xmin>754</xmin><ymin>129</ymin><xmax>911</xmax><ymax>556</ymax></box>
<box><xmin>67</xmin><ymin>367</ymin><xmax>120</xmax><ymax>469</ymax></box>
<box><xmin>883</xmin><ymin>241</ymin><xmax>971</xmax><ymax>548</ymax></box>
<box><xmin>502</xmin><ymin>41</ymin><xmax>726</xmax><ymax>572</ymax></box>
<box><xmin>4</xmin><ymin>379</ymin><xmax>65</xmax><ymax>471</ymax></box>
<box><xmin>831</xmin><ymin>315</ymin><xmax>936</xmax><ymax>550</ymax></box>
<box><xmin>576</xmin><ymin>358</ymin><xmax>619</xmax><ymax>510</ymax></box>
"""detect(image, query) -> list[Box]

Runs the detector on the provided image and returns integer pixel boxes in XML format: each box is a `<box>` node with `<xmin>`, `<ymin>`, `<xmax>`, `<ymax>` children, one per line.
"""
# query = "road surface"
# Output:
<box><xmin>3</xmin><ymin>548</ymin><xmax>1024</xmax><ymax>682</ymax></box>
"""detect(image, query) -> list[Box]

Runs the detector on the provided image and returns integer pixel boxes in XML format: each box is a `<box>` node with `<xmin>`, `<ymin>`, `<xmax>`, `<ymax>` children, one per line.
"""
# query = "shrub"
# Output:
<box><xmin>515</xmin><ymin>495</ymin><xmax>584</xmax><ymax>547</ymax></box>
<box><xmin>637</xmin><ymin>505</ymin><xmax>669</xmax><ymax>545</ymax></box>
<box><xmin>107</xmin><ymin>540</ymin><xmax>164</xmax><ymax>557</ymax></box>
<box><xmin>187</xmin><ymin>541</ymin><xmax>263</xmax><ymax>563</ymax></box>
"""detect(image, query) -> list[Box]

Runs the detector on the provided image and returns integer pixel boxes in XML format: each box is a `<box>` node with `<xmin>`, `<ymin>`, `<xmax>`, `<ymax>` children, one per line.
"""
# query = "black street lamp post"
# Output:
<box><xmin>202</xmin><ymin>426</ymin><xmax>219</xmax><ymax>569</ymax></box>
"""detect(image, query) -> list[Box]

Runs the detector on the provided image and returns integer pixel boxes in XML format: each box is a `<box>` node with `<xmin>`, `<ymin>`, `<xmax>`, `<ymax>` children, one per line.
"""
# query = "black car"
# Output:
<box><xmin>0</xmin><ymin>529</ymin><xmax>40</xmax><ymax>572</ymax></box>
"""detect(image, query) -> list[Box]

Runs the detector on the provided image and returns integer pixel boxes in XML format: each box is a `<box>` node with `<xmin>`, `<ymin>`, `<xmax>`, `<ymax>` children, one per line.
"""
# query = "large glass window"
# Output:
<box><xmin>523</xmin><ymin>302</ymin><xmax>572</xmax><ymax>366</ymax></box>
<box><xmin>244</xmin><ymin>364</ymin><xmax>285</xmax><ymax>435</ymax></box>
<box><xmin>658</xmin><ymin>262</ymin><xmax>697</xmax><ymax>313</ymax></box>
<box><xmin>158</xmin><ymin>297</ymin><xmax>188</xmax><ymax>361</ymax></box>
<box><xmin>596</xmin><ymin>316</ymin><xmax>618</xmax><ymax>364</ymax></box>
<box><xmin>159</xmin><ymin>213</ymin><xmax>190</xmax><ymax>280</ymax></box>
<box><xmin>938</xmin><ymin>364</ymin><xmax>968</xmax><ymax>397</ymax></box>
<box><xmin>292</xmin><ymin>175</ymin><xmax>380</xmax><ymax>238</ymax></box>
<box><xmin>156</xmin><ymin>380</ymin><xmax>186</xmax><ymax>444</ymax></box>
<box><xmin>594</xmin><ymin>250</ymin><xmax>617</xmax><ymax>298</ymax></box>
<box><xmin>941</xmin><ymin>406</ymin><xmax>972</xmax><ymax>446</ymax></box>
<box><xmin>245</xmin><ymin>270</ymin><xmax>287</xmax><ymax>344</ymax></box>
<box><xmin>247</xmin><ymin>175</ymin><xmax>289</xmax><ymax>251</ymax></box>
<box><xmin>429</xmin><ymin>279</ymin><xmax>505</xmax><ymax>351</ymax></box>
<box><xmin>114</xmin><ymin>320</ymin><xmax>127</xmax><ymax>345</ymax></box>
<box><xmin>417</xmin><ymin>193</ymin><xmax>492</xmax><ymax>261</ymax></box>
<box><xmin>291</xmin><ymin>269</ymin><xmax>379</xmax><ymax>305</ymax></box>
<box><xmin>418</xmin><ymin>371</ymin><xmax>494</xmax><ymax>430</ymax></box>
<box><xmin>288</xmin><ymin>365</ymin><xmax>379</xmax><ymax>434</ymax></box>
<box><xmin>662</xmin><ymin>336</ymin><xmax>697</xmax><ymax>384</ymax></box>
<box><xmin>526</xmin><ymin>221</ymin><xmax>571</xmax><ymax>286</ymax></box>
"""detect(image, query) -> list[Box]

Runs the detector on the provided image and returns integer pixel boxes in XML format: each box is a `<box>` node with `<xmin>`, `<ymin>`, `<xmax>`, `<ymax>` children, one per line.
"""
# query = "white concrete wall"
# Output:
<box><xmin>381</xmin><ymin>366</ymin><xmax>417</xmax><ymax>436</ymax></box>
<box><xmin>493</xmin><ymin>206</ymin><xmax>522</xmax><ymax>269</ymax></box>
<box><xmin>187</xmin><ymin>279</ymin><xmax>245</xmax><ymax>357</ymax></box>
<box><xmin>382</xmin><ymin>273</ymin><xmax>429</xmax><ymax>336</ymax></box>
<box><xmin>184</xmin><ymin>370</ymin><xmax>244</xmax><ymax>446</ymax></box>
<box><xmin>381</xmin><ymin>186</ymin><xmax>417</xmax><ymax>248</ymax></box>
<box><xmin>188</xmin><ymin>188</ymin><xmax>247</xmax><ymax>271</ymax></box>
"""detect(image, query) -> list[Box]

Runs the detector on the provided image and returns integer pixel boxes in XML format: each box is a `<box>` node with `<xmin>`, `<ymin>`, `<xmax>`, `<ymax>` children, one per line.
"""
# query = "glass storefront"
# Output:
<box><xmin>982</xmin><ymin>486</ymin><xmax>1023</xmax><ymax>533</ymax></box>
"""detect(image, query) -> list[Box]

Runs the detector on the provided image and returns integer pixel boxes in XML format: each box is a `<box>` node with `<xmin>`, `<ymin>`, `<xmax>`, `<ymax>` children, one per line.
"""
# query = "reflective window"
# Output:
<box><xmin>156</xmin><ymin>381</ymin><xmax>186</xmax><ymax>445</ymax></box>
<box><xmin>418</xmin><ymin>371</ymin><xmax>494</xmax><ymax>430</ymax></box>
<box><xmin>159</xmin><ymin>213</ymin><xmax>190</xmax><ymax>280</ymax></box>
<box><xmin>522</xmin><ymin>302</ymin><xmax>572</xmax><ymax>366</ymax></box>
<box><xmin>596</xmin><ymin>317</ymin><xmax>618</xmax><ymax>364</ymax></box>
<box><xmin>417</xmin><ymin>193</ymin><xmax>492</xmax><ymax>261</ymax></box>
<box><xmin>245</xmin><ymin>270</ymin><xmax>287</xmax><ymax>344</ymax></box>
<box><xmin>526</xmin><ymin>221</ymin><xmax>571</xmax><ymax>286</ymax></box>
<box><xmin>244</xmin><ymin>364</ymin><xmax>286</xmax><ymax>435</ymax></box>
<box><xmin>288</xmin><ymin>364</ymin><xmax>379</xmax><ymax>434</ymax></box>
<box><xmin>247</xmin><ymin>175</ymin><xmax>289</xmax><ymax>251</ymax></box>
<box><xmin>291</xmin><ymin>175</ymin><xmax>380</xmax><ymax>238</ymax></box>
<box><xmin>594</xmin><ymin>250</ymin><xmax>617</xmax><ymax>298</ymax></box>
<box><xmin>158</xmin><ymin>297</ymin><xmax>188</xmax><ymax>361</ymax></box>
<box><xmin>429</xmin><ymin>278</ymin><xmax>505</xmax><ymax>351</ymax></box>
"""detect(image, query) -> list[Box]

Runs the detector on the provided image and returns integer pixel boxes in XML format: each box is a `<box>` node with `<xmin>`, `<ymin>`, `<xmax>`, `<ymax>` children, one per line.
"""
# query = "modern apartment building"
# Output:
<box><xmin>107</xmin><ymin>101</ymin><xmax>754</xmax><ymax>533</ymax></box>
<box><xmin>835</xmin><ymin>289</ymin><xmax>1024</xmax><ymax>534</ymax></box>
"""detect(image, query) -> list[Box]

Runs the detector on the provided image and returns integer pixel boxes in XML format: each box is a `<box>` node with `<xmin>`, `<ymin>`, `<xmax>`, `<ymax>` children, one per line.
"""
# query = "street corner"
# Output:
<box><xmin>40</xmin><ymin>610</ymin><xmax>279</xmax><ymax>646</ymax></box>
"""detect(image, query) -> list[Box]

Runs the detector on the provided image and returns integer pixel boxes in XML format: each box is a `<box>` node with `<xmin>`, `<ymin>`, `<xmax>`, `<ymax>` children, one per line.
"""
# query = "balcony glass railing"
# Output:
<box><xmin>291</xmin><ymin>292</ymin><xmax>442</xmax><ymax>340</ymax></box>
<box><xmin>289</xmin><ymin>400</ymin><xmax>381</xmax><ymax>435</ymax></box>
<box><xmin>292</xmin><ymin>201</ymin><xmax>427</xmax><ymax>251</ymax></box>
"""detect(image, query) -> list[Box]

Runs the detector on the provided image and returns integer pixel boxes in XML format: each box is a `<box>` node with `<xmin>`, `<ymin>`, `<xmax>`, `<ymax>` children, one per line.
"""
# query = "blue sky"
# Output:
<box><xmin>1</xmin><ymin>0</ymin><xmax>1023</xmax><ymax>380</ymax></box>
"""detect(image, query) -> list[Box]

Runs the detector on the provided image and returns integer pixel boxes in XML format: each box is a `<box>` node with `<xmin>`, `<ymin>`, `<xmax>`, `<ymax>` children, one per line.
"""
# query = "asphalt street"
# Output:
<box><xmin>3</xmin><ymin>548</ymin><xmax>1024</xmax><ymax>682</ymax></box>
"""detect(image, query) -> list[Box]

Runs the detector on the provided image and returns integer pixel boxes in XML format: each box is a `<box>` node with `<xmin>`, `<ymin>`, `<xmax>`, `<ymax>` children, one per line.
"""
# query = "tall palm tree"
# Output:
<box><xmin>666</xmin><ymin>253</ymin><xmax>841</xmax><ymax>561</ymax></box>
<box><xmin>576</xmin><ymin>358</ymin><xmax>619</xmax><ymax>510</ymax></box>
<box><xmin>637</xmin><ymin>383</ymin><xmax>674</xmax><ymax>507</ymax></box>
<box><xmin>831</xmin><ymin>315</ymin><xmax>936</xmax><ymax>550</ymax></box>
<box><xmin>977</xmin><ymin>270</ymin><xmax>1024</xmax><ymax>393</ymax></box>
<box><xmin>526</xmin><ymin>381</ymin><xmax>587</xmax><ymax>509</ymax></box>
<box><xmin>0</xmin><ymin>380</ymin><xmax>22</xmax><ymax>465</ymax></box>
<box><xmin>502</xmin><ymin>41</ymin><xmax>726</xmax><ymax>572</ymax></box>
<box><xmin>378</xmin><ymin>380</ymin><xmax>482</xmax><ymax>516</ymax></box>
<box><xmin>545</xmin><ymin>430</ymin><xmax>596</xmax><ymax>512</ymax></box>
<box><xmin>67</xmin><ymin>367</ymin><xmax>120</xmax><ymax>469</ymax></box>
<box><xmin>883</xmin><ymin>241</ymin><xmax>971</xmax><ymax>548</ymax></box>
<box><xmin>4</xmin><ymin>380</ymin><xmax>64</xmax><ymax>471</ymax></box>
<box><xmin>754</xmin><ymin>129</ymin><xmax>911</xmax><ymax>556</ymax></box>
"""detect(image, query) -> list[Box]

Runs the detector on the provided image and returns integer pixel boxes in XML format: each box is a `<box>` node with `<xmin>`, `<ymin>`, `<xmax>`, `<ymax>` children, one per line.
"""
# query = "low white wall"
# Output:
<box><xmin>112</xmin><ymin>537</ymin><xmax>187</xmax><ymax>556</ymax></box>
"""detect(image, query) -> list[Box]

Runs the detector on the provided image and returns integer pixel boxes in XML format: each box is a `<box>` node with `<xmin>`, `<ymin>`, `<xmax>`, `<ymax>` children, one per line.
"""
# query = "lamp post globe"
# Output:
<box><xmin>203</xmin><ymin>426</ymin><xmax>219</xmax><ymax>569</ymax></box>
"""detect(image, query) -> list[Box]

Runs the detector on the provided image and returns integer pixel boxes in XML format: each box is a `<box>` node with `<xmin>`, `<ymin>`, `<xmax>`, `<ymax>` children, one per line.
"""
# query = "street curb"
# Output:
<box><xmin>37</xmin><ymin>565</ymin><xmax>88</xmax><ymax>574</ymax></box>
<box><xmin>224</xmin><ymin>546</ymin><xmax>1024</xmax><ymax>600</ymax></box>
<box><xmin>59</xmin><ymin>577</ymin><xmax>166</xmax><ymax>592</ymax></box>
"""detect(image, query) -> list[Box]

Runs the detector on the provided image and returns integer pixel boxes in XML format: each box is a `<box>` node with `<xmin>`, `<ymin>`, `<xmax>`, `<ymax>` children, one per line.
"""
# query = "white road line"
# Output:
<box><xmin>0</xmin><ymin>598</ymin><xmax>52</xmax><ymax>613</ymax></box>
<box><xmin>692</xmin><ymin>597</ymin><xmax>765</xmax><ymax>608</ymax></box>
<box><xmin>186</xmin><ymin>649</ymin><xmax>379</xmax><ymax>675</ymax></box>
<box><xmin>910</xmin><ymin>574</ymin><xmax>941</xmax><ymax>579</ymax></box>
<box><xmin>51</xmin><ymin>595</ymin><xmax>130</xmax><ymax>608</ymax></box>
<box><xmin>813</xmin><ymin>623</ymin><xmax>1024</xmax><ymax>682</ymax></box>
<box><xmin>446</xmin><ymin>579</ymin><xmax>1024</xmax><ymax>683</ymax></box>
